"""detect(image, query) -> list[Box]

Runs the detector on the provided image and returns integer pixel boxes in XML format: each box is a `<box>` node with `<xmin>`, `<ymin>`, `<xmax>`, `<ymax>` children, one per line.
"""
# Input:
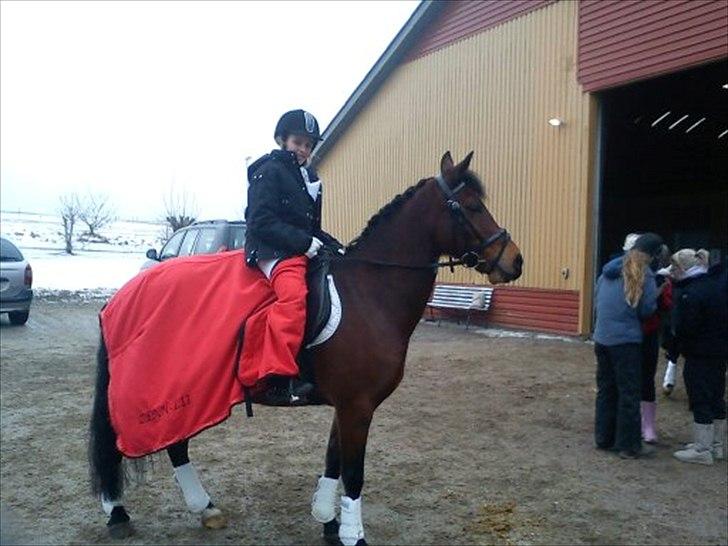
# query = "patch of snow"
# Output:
<box><xmin>19</xmin><ymin>248</ymin><xmax>143</xmax><ymax>291</ymax></box>
<box><xmin>34</xmin><ymin>288</ymin><xmax>117</xmax><ymax>302</ymax></box>
<box><xmin>420</xmin><ymin>319</ymin><xmax>584</xmax><ymax>344</ymax></box>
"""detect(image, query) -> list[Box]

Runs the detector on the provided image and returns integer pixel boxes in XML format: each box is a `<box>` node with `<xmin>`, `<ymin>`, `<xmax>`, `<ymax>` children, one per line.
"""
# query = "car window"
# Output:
<box><xmin>0</xmin><ymin>238</ymin><xmax>24</xmax><ymax>262</ymax></box>
<box><xmin>229</xmin><ymin>226</ymin><xmax>246</xmax><ymax>250</ymax></box>
<box><xmin>193</xmin><ymin>228</ymin><xmax>218</xmax><ymax>254</ymax></box>
<box><xmin>160</xmin><ymin>230</ymin><xmax>186</xmax><ymax>260</ymax></box>
<box><xmin>178</xmin><ymin>229</ymin><xmax>199</xmax><ymax>256</ymax></box>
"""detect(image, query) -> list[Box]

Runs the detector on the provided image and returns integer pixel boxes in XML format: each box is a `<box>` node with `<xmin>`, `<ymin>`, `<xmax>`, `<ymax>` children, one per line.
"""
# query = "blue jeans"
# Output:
<box><xmin>594</xmin><ymin>342</ymin><xmax>642</xmax><ymax>453</ymax></box>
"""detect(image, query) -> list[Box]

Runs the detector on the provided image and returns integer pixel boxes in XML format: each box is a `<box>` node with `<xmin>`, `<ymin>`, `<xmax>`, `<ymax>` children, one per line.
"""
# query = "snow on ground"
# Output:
<box><xmin>1</xmin><ymin>211</ymin><xmax>166</xmax><ymax>291</ymax></box>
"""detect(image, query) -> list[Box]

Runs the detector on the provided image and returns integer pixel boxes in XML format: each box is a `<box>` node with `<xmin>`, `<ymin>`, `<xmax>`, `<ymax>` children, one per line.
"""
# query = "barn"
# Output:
<box><xmin>312</xmin><ymin>0</ymin><xmax>728</xmax><ymax>336</ymax></box>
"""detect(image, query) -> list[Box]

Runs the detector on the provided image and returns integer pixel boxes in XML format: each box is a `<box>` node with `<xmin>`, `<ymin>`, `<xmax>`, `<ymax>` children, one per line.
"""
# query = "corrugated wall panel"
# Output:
<box><xmin>317</xmin><ymin>1</ymin><xmax>594</xmax><ymax>334</ymax></box>
<box><xmin>406</xmin><ymin>0</ymin><xmax>556</xmax><ymax>61</ymax></box>
<box><xmin>578</xmin><ymin>0</ymin><xmax>728</xmax><ymax>91</ymax></box>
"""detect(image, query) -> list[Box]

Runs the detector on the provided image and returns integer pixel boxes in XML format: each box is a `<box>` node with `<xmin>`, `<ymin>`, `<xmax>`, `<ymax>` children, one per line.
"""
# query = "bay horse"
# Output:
<box><xmin>89</xmin><ymin>151</ymin><xmax>523</xmax><ymax>545</ymax></box>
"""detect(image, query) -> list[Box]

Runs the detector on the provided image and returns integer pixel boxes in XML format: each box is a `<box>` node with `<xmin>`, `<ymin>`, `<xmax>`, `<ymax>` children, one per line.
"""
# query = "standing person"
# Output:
<box><xmin>639</xmin><ymin>243</ymin><xmax>672</xmax><ymax>443</ymax></box>
<box><xmin>671</xmin><ymin>249</ymin><xmax>727</xmax><ymax>465</ymax></box>
<box><xmin>659</xmin><ymin>263</ymin><xmax>680</xmax><ymax>396</ymax></box>
<box><xmin>244</xmin><ymin>109</ymin><xmax>343</xmax><ymax>405</ymax></box>
<box><xmin>593</xmin><ymin>233</ymin><xmax>661</xmax><ymax>459</ymax></box>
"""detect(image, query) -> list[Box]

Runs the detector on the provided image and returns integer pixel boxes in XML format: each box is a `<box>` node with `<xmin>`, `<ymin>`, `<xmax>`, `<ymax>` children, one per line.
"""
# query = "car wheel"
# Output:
<box><xmin>8</xmin><ymin>310</ymin><xmax>29</xmax><ymax>325</ymax></box>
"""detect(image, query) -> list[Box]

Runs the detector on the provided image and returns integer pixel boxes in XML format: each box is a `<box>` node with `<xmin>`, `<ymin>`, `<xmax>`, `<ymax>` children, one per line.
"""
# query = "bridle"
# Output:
<box><xmin>334</xmin><ymin>174</ymin><xmax>511</xmax><ymax>273</ymax></box>
<box><xmin>434</xmin><ymin>174</ymin><xmax>511</xmax><ymax>273</ymax></box>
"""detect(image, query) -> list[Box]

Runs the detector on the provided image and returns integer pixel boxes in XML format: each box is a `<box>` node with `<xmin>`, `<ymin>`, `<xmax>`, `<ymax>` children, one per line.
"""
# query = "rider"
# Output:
<box><xmin>244</xmin><ymin>109</ymin><xmax>342</xmax><ymax>404</ymax></box>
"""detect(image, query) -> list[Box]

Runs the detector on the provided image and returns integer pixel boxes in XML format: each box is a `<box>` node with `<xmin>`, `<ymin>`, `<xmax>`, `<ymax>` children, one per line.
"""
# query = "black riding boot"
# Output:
<box><xmin>263</xmin><ymin>376</ymin><xmax>314</xmax><ymax>406</ymax></box>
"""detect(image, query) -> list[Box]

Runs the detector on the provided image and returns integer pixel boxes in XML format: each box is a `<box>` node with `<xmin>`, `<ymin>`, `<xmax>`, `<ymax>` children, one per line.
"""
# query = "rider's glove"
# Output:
<box><xmin>305</xmin><ymin>237</ymin><xmax>323</xmax><ymax>259</ymax></box>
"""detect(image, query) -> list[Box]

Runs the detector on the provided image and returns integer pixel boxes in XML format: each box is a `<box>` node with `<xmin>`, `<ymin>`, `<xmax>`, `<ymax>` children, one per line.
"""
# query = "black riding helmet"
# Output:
<box><xmin>274</xmin><ymin>110</ymin><xmax>322</xmax><ymax>143</ymax></box>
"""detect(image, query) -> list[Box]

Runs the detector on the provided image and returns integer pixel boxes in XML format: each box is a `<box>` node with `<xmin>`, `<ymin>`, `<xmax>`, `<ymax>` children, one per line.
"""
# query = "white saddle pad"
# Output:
<box><xmin>306</xmin><ymin>274</ymin><xmax>342</xmax><ymax>349</ymax></box>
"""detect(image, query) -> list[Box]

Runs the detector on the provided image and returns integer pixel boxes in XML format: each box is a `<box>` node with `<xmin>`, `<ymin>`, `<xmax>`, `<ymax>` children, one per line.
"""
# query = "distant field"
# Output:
<box><xmin>0</xmin><ymin>211</ymin><xmax>168</xmax><ymax>291</ymax></box>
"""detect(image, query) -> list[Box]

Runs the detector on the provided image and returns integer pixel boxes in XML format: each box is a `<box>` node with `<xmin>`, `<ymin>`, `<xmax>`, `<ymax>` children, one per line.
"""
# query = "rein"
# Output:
<box><xmin>332</xmin><ymin>175</ymin><xmax>511</xmax><ymax>273</ymax></box>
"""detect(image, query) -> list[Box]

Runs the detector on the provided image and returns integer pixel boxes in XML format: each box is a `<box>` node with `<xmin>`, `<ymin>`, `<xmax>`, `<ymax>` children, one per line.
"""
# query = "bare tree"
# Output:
<box><xmin>163</xmin><ymin>187</ymin><xmax>199</xmax><ymax>233</ymax></box>
<box><xmin>78</xmin><ymin>193</ymin><xmax>116</xmax><ymax>240</ymax></box>
<box><xmin>59</xmin><ymin>193</ymin><xmax>81</xmax><ymax>254</ymax></box>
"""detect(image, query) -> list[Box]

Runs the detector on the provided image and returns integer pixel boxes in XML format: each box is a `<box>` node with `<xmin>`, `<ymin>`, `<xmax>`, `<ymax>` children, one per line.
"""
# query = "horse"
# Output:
<box><xmin>88</xmin><ymin>151</ymin><xmax>523</xmax><ymax>545</ymax></box>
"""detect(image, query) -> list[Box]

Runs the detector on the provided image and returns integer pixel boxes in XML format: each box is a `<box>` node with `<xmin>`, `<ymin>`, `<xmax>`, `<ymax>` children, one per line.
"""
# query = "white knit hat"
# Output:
<box><xmin>622</xmin><ymin>233</ymin><xmax>640</xmax><ymax>251</ymax></box>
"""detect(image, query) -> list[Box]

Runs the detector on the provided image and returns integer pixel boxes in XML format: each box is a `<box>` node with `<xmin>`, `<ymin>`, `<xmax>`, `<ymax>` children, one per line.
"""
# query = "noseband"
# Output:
<box><xmin>435</xmin><ymin>174</ymin><xmax>511</xmax><ymax>274</ymax></box>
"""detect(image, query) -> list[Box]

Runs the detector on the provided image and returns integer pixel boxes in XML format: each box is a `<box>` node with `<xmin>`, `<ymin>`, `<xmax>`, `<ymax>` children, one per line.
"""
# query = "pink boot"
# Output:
<box><xmin>641</xmin><ymin>401</ymin><xmax>658</xmax><ymax>444</ymax></box>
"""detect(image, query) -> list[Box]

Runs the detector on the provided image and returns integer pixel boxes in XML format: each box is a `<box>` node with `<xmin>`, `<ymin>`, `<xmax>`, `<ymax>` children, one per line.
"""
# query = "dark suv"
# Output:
<box><xmin>142</xmin><ymin>220</ymin><xmax>246</xmax><ymax>271</ymax></box>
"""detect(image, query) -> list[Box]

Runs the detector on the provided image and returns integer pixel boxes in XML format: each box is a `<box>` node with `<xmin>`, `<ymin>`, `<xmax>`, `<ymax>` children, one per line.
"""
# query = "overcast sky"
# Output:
<box><xmin>1</xmin><ymin>0</ymin><xmax>416</xmax><ymax>221</ymax></box>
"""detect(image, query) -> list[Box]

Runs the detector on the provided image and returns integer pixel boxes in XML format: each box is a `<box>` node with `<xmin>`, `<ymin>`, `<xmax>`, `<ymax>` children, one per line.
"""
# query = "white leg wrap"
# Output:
<box><xmin>311</xmin><ymin>476</ymin><xmax>339</xmax><ymax>523</ymax></box>
<box><xmin>101</xmin><ymin>494</ymin><xmax>122</xmax><ymax>516</ymax></box>
<box><xmin>339</xmin><ymin>496</ymin><xmax>364</xmax><ymax>546</ymax></box>
<box><xmin>173</xmin><ymin>463</ymin><xmax>211</xmax><ymax>513</ymax></box>
<box><xmin>663</xmin><ymin>361</ymin><xmax>677</xmax><ymax>387</ymax></box>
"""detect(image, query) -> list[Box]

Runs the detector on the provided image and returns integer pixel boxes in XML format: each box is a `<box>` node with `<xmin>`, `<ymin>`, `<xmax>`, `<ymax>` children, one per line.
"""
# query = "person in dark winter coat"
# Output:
<box><xmin>671</xmin><ymin>249</ymin><xmax>728</xmax><ymax>465</ymax></box>
<box><xmin>593</xmin><ymin>233</ymin><xmax>662</xmax><ymax>459</ymax></box>
<box><xmin>244</xmin><ymin>109</ymin><xmax>343</xmax><ymax>404</ymax></box>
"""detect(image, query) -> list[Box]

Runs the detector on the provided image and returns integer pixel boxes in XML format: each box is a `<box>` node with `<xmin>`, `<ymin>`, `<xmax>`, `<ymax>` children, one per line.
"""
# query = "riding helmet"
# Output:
<box><xmin>274</xmin><ymin>110</ymin><xmax>322</xmax><ymax>142</ymax></box>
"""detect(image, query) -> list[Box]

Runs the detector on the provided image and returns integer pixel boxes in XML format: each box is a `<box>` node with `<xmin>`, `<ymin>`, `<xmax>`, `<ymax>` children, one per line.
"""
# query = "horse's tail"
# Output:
<box><xmin>88</xmin><ymin>333</ymin><xmax>124</xmax><ymax>499</ymax></box>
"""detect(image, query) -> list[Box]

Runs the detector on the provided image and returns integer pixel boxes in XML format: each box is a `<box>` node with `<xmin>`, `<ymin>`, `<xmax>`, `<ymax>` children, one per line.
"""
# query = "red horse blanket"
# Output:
<box><xmin>100</xmin><ymin>250</ymin><xmax>305</xmax><ymax>457</ymax></box>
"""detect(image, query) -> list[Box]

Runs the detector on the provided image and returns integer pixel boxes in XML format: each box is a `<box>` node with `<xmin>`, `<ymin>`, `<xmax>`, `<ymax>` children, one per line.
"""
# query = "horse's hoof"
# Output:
<box><xmin>201</xmin><ymin>506</ymin><xmax>228</xmax><ymax>529</ymax></box>
<box><xmin>355</xmin><ymin>539</ymin><xmax>368</xmax><ymax>546</ymax></box>
<box><xmin>323</xmin><ymin>519</ymin><xmax>341</xmax><ymax>545</ymax></box>
<box><xmin>107</xmin><ymin>506</ymin><xmax>133</xmax><ymax>539</ymax></box>
<box><xmin>107</xmin><ymin>521</ymin><xmax>134</xmax><ymax>539</ymax></box>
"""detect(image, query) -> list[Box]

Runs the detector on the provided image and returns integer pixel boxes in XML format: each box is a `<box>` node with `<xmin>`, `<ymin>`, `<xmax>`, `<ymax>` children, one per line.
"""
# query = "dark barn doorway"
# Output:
<box><xmin>598</xmin><ymin>60</ymin><xmax>728</xmax><ymax>267</ymax></box>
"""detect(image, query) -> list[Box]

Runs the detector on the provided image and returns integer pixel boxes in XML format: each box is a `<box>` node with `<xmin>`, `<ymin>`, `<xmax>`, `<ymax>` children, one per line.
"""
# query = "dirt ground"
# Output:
<box><xmin>1</xmin><ymin>299</ymin><xmax>726</xmax><ymax>545</ymax></box>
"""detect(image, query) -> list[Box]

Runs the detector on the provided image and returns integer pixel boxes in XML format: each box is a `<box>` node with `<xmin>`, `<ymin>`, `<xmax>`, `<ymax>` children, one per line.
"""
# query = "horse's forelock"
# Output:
<box><xmin>462</xmin><ymin>171</ymin><xmax>486</xmax><ymax>198</ymax></box>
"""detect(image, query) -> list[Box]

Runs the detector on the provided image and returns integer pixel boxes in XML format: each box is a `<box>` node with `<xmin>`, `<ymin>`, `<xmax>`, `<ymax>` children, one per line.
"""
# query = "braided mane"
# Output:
<box><xmin>346</xmin><ymin>172</ymin><xmax>485</xmax><ymax>251</ymax></box>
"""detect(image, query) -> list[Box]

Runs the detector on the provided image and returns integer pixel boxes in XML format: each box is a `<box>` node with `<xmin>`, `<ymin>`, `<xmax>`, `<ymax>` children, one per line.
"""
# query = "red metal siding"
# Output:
<box><xmin>427</xmin><ymin>286</ymin><xmax>580</xmax><ymax>335</ymax></box>
<box><xmin>407</xmin><ymin>0</ymin><xmax>556</xmax><ymax>61</ymax></box>
<box><xmin>578</xmin><ymin>0</ymin><xmax>728</xmax><ymax>91</ymax></box>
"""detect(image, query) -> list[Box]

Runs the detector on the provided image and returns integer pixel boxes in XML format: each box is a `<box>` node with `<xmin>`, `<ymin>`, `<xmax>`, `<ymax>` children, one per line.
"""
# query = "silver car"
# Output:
<box><xmin>141</xmin><ymin>220</ymin><xmax>246</xmax><ymax>271</ymax></box>
<box><xmin>0</xmin><ymin>237</ymin><xmax>33</xmax><ymax>325</ymax></box>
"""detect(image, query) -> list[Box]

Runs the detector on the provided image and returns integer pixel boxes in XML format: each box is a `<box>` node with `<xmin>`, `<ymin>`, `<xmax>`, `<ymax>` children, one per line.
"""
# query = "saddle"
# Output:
<box><xmin>304</xmin><ymin>252</ymin><xmax>333</xmax><ymax>346</ymax></box>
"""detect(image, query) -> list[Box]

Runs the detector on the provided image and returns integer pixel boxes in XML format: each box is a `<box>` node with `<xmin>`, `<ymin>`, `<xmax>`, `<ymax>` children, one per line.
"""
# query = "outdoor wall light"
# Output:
<box><xmin>548</xmin><ymin>118</ymin><xmax>564</xmax><ymax>127</ymax></box>
<box><xmin>722</xmin><ymin>83</ymin><xmax>728</xmax><ymax>89</ymax></box>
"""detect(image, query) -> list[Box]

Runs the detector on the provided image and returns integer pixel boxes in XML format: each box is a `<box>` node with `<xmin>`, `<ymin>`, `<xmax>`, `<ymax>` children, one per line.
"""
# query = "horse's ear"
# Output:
<box><xmin>440</xmin><ymin>151</ymin><xmax>454</xmax><ymax>175</ymax></box>
<box><xmin>455</xmin><ymin>151</ymin><xmax>474</xmax><ymax>177</ymax></box>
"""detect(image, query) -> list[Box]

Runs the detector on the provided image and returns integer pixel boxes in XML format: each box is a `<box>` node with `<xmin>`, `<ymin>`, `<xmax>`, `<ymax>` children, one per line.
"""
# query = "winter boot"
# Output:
<box><xmin>674</xmin><ymin>423</ymin><xmax>714</xmax><ymax>465</ymax></box>
<box><xmin>619</xmin><ymin>444</ymin><xmax>656</xmax><ymax>459</ymax></box>
<box><xmin>682</xmin><ymin>419</ymin><xmax>725</xmax><ymax>459</ymax></box>
<box><xmin>662</xmin><ymin>360</ymin><xmax>677</xmax><ymax>396</ymax></box>
<box><xmin>641</xmin><ymin>401</ymin><xmax>658</xmax><ymax>444</ymax></box>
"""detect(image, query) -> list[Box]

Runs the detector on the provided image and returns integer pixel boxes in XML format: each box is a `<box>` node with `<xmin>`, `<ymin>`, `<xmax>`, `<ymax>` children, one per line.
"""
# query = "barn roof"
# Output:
<box><xmin>311</xmin><ymin>0</ymin><xmax>444</xmax><ymax>166</ymax></box>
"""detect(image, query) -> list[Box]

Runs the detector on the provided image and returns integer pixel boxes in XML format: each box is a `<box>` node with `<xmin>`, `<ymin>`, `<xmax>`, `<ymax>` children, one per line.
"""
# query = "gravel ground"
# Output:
<box><xmin>1</xmin><ymin>300</ymin><xmax>726</xmax><ymax>545</ymax></box>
